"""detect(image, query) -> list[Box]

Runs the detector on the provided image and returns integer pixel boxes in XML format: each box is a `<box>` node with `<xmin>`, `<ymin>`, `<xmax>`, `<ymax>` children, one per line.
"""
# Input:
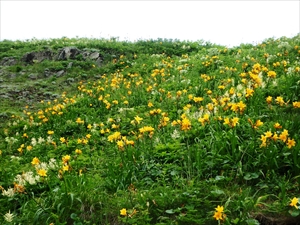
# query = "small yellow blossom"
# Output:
<box><xmin>134</xmin><ymin>116</ymin><xmax>143</xmax><ymax>124</ymax></box>
<box><xmin>31</xmin><ymin>157</ymin><xmax>40</xmax><ymax>166</ymax></box>
<box><xmin>75</xmin><ymin>149</ymin><xmax>82</xmax><ymax>154</ymax></box>
<box><xmin>120</xmin><ymin>208</ymin><xmax>127</xmax><ymax>216</ymax></box>
<box><xmin>275</xmin><ymin>96</ymin><xmax>285</xmax><ymax>106</ymax></box>
<box><xmin>38</xmin><ymin>169</ymin><xmax>47</xmax><ymax>177</ymax></box>
<box><xmin>290</xmin><ymin>197</ymin><xmax>299</xmax><ymax>209</ymax></box>
<box><xmin>47</xmin><ymin>130</ymin><xmax>54</xmax><ymax>135</ymax></box>
<box><xmin>62</xmin><ymin>165</ymin><xmax>69</xmax><ymax>171</ymax></box>
<box><xmin>215</xmin><ymin>205</ymin><xmax>224</xmax><ymax>213</ymax></box>
<box><xmin>266</xmin><ymin>96</ymin><xmax>272</xmax><ymax>104</ymax></box>
<box><xmin>62</xmin><ymin>155</ymin><xmax>71</xmax><ymax>164</ymax></box>
<box><xmin>287</xmin><ymin>138</ymin><xmax>296</xmax><ymax>149</ymax></box>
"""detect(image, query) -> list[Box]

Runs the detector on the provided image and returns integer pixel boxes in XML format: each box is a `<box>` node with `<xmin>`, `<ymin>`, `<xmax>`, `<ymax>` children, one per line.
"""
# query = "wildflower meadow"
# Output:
<box><xmin>0</xmin><ymin>35</ymin><xmax>300</xmax><ymax>224</ymax></box>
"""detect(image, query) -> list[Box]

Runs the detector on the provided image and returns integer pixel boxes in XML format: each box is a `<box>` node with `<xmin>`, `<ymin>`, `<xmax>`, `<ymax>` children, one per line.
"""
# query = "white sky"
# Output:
<box><xmin>1</xmin><ymin>1</ymin><xmax>299</xmax><ymax>47</ymax></box>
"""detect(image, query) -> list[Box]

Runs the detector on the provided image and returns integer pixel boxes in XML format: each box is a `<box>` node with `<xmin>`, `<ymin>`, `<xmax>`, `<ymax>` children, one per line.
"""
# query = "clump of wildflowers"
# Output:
<box><xmin>213</xmin><ymin>205</ymin><xmax>226</xmax><ymax>221</ymax></box>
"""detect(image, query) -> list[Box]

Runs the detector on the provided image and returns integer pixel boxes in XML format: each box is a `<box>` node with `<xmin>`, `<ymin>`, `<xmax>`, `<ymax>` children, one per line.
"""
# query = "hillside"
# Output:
<box><xmin>0</xmin><ymin>35</ymin><xmax>300</xmax><ymax>225</ymax></box>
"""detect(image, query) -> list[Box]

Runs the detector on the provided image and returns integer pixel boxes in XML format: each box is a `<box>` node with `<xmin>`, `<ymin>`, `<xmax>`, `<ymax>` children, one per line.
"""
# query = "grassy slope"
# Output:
<box><xmin>0</xmin><ymin>36</ymin><xmax>300</xmax><ymax>225</ymax></box>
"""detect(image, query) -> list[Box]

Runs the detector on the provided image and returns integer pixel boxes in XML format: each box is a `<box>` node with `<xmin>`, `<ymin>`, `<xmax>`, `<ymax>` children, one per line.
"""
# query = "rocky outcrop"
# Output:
<box><xmin>21</xmin><ymin>50</ymin><xmax>54</xmax><ymax>63</ymax></box>
<box><xmin>0</xmin><ymin>57</ymin><xmax>18</xmax><ymax>66</ymax></box>
<box><xmin>56</xmin><ymin>47</ymin><xmax>81</xmax><ymax>60</ymax></box>
<box><xmin>12</xmin><ymin>47</ymin><xmax>103</xmax><ymax>66</ymax></box>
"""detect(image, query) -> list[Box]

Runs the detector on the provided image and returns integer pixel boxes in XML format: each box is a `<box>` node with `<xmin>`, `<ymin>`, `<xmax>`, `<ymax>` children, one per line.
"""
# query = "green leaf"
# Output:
<box><xmin>245</xmin><ymin>219</ymin><xmax>260</xmax><ymax>225</ymax></box>
<box><xmin>289</xmin><ymin>209</ymin><xmax>300</xmax><ymax>217</ymax></box>
<box><xmin>165</xmin><ymin>209</ymin><xmax>175</xmax><ymax>214</ymax></box>
<box><xmin>210</xmin><ymin>189</ymin><xmax>225</xmax><ymax>196</ymax></box>
<box><xmin>244</xmin><ymin>172</ymin><xmax>259</xmax><ymax>180</ymax></box>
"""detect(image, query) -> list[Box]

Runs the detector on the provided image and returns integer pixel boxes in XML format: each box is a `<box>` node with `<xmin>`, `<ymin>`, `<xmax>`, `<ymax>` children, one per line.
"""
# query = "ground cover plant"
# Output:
<box><xmin>0</xmin><ymin>35</ymin><xmax>300</xmax><ymax>224</ymax></box>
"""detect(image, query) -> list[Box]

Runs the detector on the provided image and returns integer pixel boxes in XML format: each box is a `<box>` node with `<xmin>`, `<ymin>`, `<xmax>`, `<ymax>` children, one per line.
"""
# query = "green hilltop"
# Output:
<box><xmin>0</xmin><ymin>35</ymin><xmax>300</xmax><ymax>224</ymax></box>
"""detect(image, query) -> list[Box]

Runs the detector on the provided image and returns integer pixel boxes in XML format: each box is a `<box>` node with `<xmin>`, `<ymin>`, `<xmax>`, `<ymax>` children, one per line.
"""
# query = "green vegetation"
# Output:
<box><xmin>0</xmin><ymin>35</ymin><xmax>300</xmax><ymax>224</ymax></box>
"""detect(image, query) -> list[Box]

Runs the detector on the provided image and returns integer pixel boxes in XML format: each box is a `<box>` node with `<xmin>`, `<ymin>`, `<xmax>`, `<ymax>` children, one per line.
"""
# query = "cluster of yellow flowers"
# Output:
<box><xmin>213</xmin><ymin>205</ymin><xmax>226</xmax><ymax>221</ymax></box>
<box><xmin>260</xmin><ymin>127</ymin><xmax>296</xmax><ymax>148</ymax></box>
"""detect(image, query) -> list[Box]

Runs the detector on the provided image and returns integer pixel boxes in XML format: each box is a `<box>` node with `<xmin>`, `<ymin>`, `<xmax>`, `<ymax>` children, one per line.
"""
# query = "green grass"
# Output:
<box><xmin>0</xmin><ymin>35</ymin><xmax>300</xmax><ymax>224</ymax></box>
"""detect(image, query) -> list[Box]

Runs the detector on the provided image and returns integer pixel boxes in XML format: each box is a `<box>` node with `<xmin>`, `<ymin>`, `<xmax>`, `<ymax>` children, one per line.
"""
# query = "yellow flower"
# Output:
<box><xmin>213</xmin><ymin>211</ymin><xmax>222</xmax><ymax>220</ymax></box>
<box><xmin>134</xmin><ymin>116</ymin><xmax>143</xmax><ymax>124</ymax></box>
<box><xmin>290</xmin><ymin>197</ymin><xmax>299</xmax><ymax>209</ymax></box>
<box><xmin>108</xmin><ymin>131</ymin><xmax>121</xmax><ymax>142</ymax></box>
<box><xmin>120</xmin><ymin>208</ymin><xmax>127</xmax><ymax>216</ymax></box>
<box><xmin>267</xmin><ymin>70</ymin><xmax>276</xmax><ymax>78</ymax></box>
<box><xmin>254</xmin><ymin>120</ymin><xmax>263</xmax><ymax>129</ymax></box>
<box><xmin>264</xmin><ymin>131</ymin><xmax>273</xmax><ymax>138</ymax></box>
<box><xmin>266</xmin><ymin>96</ymin><xmax>272</xmax><ymax>104</ymax></box>
<box><xmin>62</xmin><ymin>155</ymin><xmax>71</xmax><ymax>164</ymax></box>
<box><xmin>38</xmin><ymin>169</ymin><xmax>47</xmax><ymax>177</ymax></box>
<box><xmin>275</xmin><ymin>96</ymin><xmax>285</xmax><ymax>106</ymax></box>
<box><xmin>231</xmin><ymin>117</ymin><xmax>239</xmax><ymax>127</ymax></box>
<box><xmin>274</xmin><ymin>123</ymin><xmax>282</xmax><ymax>129</ymax></box>
<box><xmin>31</xmin><ymin>157</ymin><xmax>40</xmax><ymax>166</ymax></box>
<box><xmin>181</xmin><ymin>117</ymin><xmax>191</xmax><ymax>131</ymax></box>
<box><xmin>215</xmin><ymin>205</ymin><xmax>224</xmax><ymax>213</ymax></box>
<box><xmin>287</xmin><ymin>138</ymin><xmax>296</xmax><ymax>149</ymax></box>
<box><xmin>279</xmin><ymin>129</ymin><xmax>289</xmax><ymax>142</ymax></box>
<box><xmin>245</xmin><ymin>88</ymin><xmax>254</xmax><ymax>98</ymax></box>
<box><xmin>75</xmin><ymin>149</ymin><xmax>82</xmax><ymax>154</ymax></box>
<box><xmin>193</xmin><ymin>97</ymin><xmax>204</xmax><ymax>103</ymax></box>
<box><xmin>76</xmin><ymin>117</ymin><xmax>84</xmax><ymax>124</ymax></box>
<box><xmin>117</xmin><ymin>140</ymin><xmax>125</xmax><ymax>149</ymax></box>
<box><xmin>47</xmin><ymin>130</ymin><xmax>54</xmax><ymax>135</ymax></box>
<box><xmin>62</xmin><ymin>165</ymin><xmax>69</xmax><ymax>171</ymax></box>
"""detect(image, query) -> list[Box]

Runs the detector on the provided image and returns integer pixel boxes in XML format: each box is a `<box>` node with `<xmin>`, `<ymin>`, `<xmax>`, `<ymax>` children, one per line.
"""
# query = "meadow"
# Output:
<box><xmin>0</xmin><ymin>35</ymin><xmax>300</xmax><ymax>225</ymax></box>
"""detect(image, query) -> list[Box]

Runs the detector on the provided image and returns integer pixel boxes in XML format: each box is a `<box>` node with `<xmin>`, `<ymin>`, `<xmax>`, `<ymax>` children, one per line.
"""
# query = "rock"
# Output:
<box><xmin>89</xmin><ymin>52</ymin><xmax>100</xmax><ymax>60</ymax></box>
<box><xmin>95</xmin><ymin>57</ymin><xmax>103</xmax><ymax>67</ymax></box>
<box><xmin>56</xmin><ymin>70</ymin><xmax>65</xmax><ymax>77</ymax></box>
<box><xmin>21</xmin><ymin>50</ymin><xmax>53</xmax><ymax>63</ymax></box>
<box><xmin>7</xmin><ymin>73</ymin><xmax>17</xmax><ymax>79</ymax></box>
<box><xmin>22</xmin><ymin>52</ymin><xmax>35</xmax><ymax>63</ymax></box>
<box><xmin>67</xmin><ymin>62</ymin><xmax>73</xmax><ymax>69</ymax></box>
<box><xmin>28</xmin><ymin>73</ymin><xmax>38</xmax><ymax>80</ymax></box>
<box><xmin>82</xmin><ymin>51</ymin><xmax>90</xmax><ymax>59</ymax></box>
<box><xmin>0</xmin><ymin>57</ymin><xmax>18</xmax><ymax>66</ymax></box>
<box><xmin>44</xmin><ymin>68</ymin><xmax>52</xmax><ymax>77</ymax></box>
<box><xmin>56</xmin><ymin>47</ymin><xmax>81</xmax><ymax>60</ymax></box>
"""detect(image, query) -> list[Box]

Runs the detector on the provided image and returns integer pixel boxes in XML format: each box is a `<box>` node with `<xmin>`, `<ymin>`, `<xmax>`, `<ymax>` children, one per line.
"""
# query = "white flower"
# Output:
<box><xmin>171</xmin><ymin>129</ymin><xmax>180</xmax><ymax>139</ymax></box>
<box><xmin>47</xmin><ymin>136</ymin><xmax>53</xmax><ymax>143</ymax></box>
<box><xmin>23</xmin><ymin>171</ymin><xmax>37</xmax><ymax>185</ymax></box>
<box><xmin>31</xmin><ymin>138</ymin><xmax>37</xmax><ymax>146</ymax></box>
<box><xmin>48</xmin><ymin>158</ymin><xmax>57</xmax><ymax>170</ymax></box>
<box><xmin>14</xmin><ymin>174</ymin><xmax>26</xmax><ymax>186</ymax></box>
<box><xmin>5</xmin><ymin>137</ymin><xmax>18</xmax><ymax>144</ymax></box>
<box><xmin>2</xmin><ymin>188</ymin><xmax>15</xmax><ymax>197</ymax></box>
<box><xmin>38</xmin><ymin>137</ymin><xmax>45</xmax><ymax>144</ymax></box>
<box><xmin>4</xmin><ymin>210</ymin><xmax>14</xmax><ymax>222</ymax></box>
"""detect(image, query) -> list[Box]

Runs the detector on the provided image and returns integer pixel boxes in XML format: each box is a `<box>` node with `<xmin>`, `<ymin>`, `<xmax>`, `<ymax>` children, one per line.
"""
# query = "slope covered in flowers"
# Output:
<box><xmin>0</xmin><ymin>35</ymin><xmax>300</xmax><ymax>224</ymax></box>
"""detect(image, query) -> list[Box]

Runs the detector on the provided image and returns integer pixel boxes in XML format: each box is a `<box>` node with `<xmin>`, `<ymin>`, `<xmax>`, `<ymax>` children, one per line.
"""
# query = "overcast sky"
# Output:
<box><xmin>1</xmin><ymin>1</ymin><xmax>299</xmax><ymax>47</ymax></box>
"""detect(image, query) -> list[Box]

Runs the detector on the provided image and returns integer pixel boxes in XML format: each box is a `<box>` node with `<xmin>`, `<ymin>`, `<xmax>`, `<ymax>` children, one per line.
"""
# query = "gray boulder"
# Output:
<box><xmin>56</xmin><ymin>47</ymin><xmax>81</xmax><ymax>60</ymax></box>
<box><xmin>0</xmin><ymin>57</ymin><xmax>18</xmax><ymax>66</ymax></box>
